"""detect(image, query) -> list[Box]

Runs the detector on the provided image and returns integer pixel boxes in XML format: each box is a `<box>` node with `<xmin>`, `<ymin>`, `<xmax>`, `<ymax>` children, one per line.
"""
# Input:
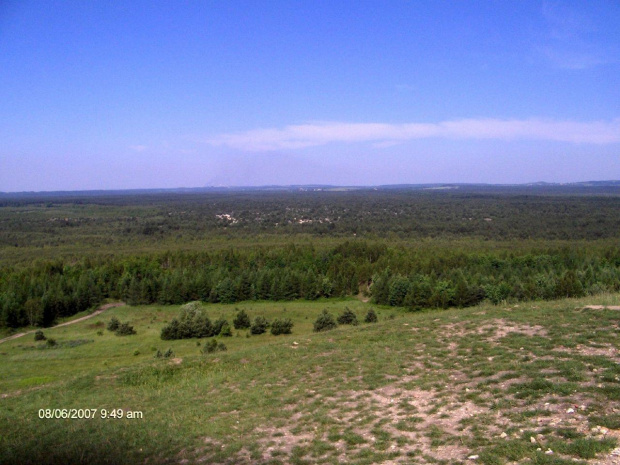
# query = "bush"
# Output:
<box><xmin>364</xmin><ymin>308</ymin><xmax>378</xmax><ymax>323</ymax></box>
<box><xmin>154</xmin><ymin>348</ymin><xmax>174</xmax><ymax>358</ymax></box>
<box><xmin>202</xmin><ymin>339</ymin><xmax>227</xmax><ymax>354</ymax></box>
<box><xmin>115</xmin><ymin>322</ymin><xmax>136</xmax><ymax>336</ymax></box>
<box><xmin>107</xmin><ymin>317</ymin><xmax>120</xmax><ymax>332</ymax></box>
<box><xmin>271</xmin><ymin>318</ymin><xmax>293</xmax><ymax>335</ymax></box>
<box><xmin>313</xmin><ymin>310</ymin><xmax>337</xmax><ymax>332</ymax></box>
<box><xmin>160</xmin><ymin>319</ymin><xmax>180</xmax><ymax>340</ymax></box>
<box><xmin>160</xmin><ymin>306</ymin><xmax>214</xmax><ymax>340</ymax></box>
<box><xmin>337</xmin><ymin>307</ymin><xmax>358</xmax><ymax>325</ymax></box>
<box><xmin>46</xmin><ymin>338</ymin><xmax>57</xmax><ymax>347</ymax></box>
<box><xmin>34</xmin><ymin>330</ymin><xmax>46</xmax><ymax>341</ymax></box>
<box><xmin>250</xmin><ymin>316</ymin><xmax>269</xmax><ymax>335</ymax></box>
<box><xmin>212</xmin><ymin>318</ymin><xmax>229</xmax><ymax>336</ymax></box>
<box><xmin>219</xmin><ymin>322</ymin><xmax>233</xmax><ymax>337</ymax></box>
<box><xmin>233</xmin><ymin>309</ymin><xmax>251</xmax><ymax>329</ymax></box>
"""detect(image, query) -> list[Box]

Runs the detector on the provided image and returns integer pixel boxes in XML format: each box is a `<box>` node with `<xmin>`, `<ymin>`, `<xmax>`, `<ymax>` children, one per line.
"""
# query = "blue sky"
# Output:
<box><xmin>1</xmin><ymin>1</ymin><xmax>619</xmax><ymax>191</ymax></box>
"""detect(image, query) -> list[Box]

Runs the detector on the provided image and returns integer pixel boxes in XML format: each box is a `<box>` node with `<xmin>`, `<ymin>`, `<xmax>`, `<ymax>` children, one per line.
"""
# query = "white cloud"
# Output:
<box><xmin>203</xmin><ymin>118</ymin><xmax>620</xmax><ymax>152</ymax></box>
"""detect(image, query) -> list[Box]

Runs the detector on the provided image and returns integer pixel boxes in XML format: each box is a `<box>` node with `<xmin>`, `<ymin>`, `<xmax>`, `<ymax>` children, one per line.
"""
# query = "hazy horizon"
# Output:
<box><xmin>3</xmin><ymin>179</ymin><xmax>620</xmax><ymax>196</ymax></box>
<box><xmin>1</xmin><ymin>1</ymin><xmax>619</xmax><ymax>192</ymax></box>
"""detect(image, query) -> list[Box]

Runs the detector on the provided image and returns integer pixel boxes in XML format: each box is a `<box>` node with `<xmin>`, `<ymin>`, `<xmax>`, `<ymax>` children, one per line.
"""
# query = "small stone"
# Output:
<box><xmin>488</xmin><ymin>357</ymin><xmax>494</xmax><ymax>361</ymax></box>
<box><xmin>545</xmin><ymin>449</ymin><xmax>553</xmax><ymax>455</ymax></box>
<box><xmin>566</xmin><ymin>408</ymin><xmax>574</xmax><ymax>413</ymax></box>
<box><xmin>293</xmin><ymin>342</ymin><xmax>298</xmax><ymax>345</ymax></box>
<box><xmin>467</xmin><ymin>455</ymin><xmax>479</xmax><ymax>460</ymax></box>
<box><xmin>579</xmin><ymin>404</ymin><xmax>586</xmax><ymax>410</ymax></box>
<box><xmin>500</xmin><ymin>432</ymin><xmax>507</xmax><ymax>439</ymax></box>
<box><xmin>466</xmin><ymin>388</ymin><xmax>470</xmax><ymax>392</ymax></box>
<box><xmin>530</xmin><ymin>437</ymin><xmax>537</xmax><ymax>443</ymax></box>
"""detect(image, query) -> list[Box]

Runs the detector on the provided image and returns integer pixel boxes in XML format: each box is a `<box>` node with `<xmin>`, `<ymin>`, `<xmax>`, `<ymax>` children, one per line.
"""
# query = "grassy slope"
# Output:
<box><xmin>1</xmin><ymin>296</ymin><xmax>620</xmax><ymax>465</ymax></box>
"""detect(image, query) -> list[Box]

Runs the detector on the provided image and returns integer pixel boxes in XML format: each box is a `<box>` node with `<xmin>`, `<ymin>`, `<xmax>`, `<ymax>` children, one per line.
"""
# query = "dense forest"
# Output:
<box><xmin>1</xmin><ymin>186</ymin><xmax>619</xmax><ymax>329</ymax></box>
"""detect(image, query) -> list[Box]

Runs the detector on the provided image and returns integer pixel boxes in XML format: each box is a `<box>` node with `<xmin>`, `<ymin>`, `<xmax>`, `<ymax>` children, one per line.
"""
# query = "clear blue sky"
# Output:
<box><xmin>1</xmin><ymin>0</ymin><xmax>619</xmax><ymax>191</ymax></box>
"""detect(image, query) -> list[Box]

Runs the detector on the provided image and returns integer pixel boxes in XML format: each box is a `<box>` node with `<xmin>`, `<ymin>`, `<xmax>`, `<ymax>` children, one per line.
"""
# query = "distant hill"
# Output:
<box><xmin>1</xmin><ymin>181</ymin><xmax>619</xmax><ymax>198</ymax></box>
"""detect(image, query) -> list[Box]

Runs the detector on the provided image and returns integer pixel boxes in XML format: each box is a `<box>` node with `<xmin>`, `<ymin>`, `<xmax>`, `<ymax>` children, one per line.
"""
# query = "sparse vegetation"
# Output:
<box><xmin>114</xmin><ymin>322</ymin><xmax>136</xmax><ymax>336</ymax></box>
<box><xmin>313</xmin><ymin>309</ymin><xmax>337</xmax><ymax>332</ymax></box>
<box><xmin>1</xmin><ymin>296</ymin><xmax>620</xmax><ymax>464</ymax></box>
<box><xmin>219</xmin><ymin>322</ymin><xmax>232</xmax><ymax>337</ymax></box>
<box><xmin>250</xmin><ymin>316</ymin><xmax>269</xmax><ymax>335</ymax></box>
<box><xmin>233</xmin><ymin>309</ymin><xmax>251</xmax><ymax>329</ymax></box>
<box><xmin>106</xmin><ymin>317</ymin><xmax>120</xmax><ymax>332</ymax></box>
<box><xmin>337</xmin><ymin>307</ymin><xmax>358</xmax><ymax>325</ymax></box>
<box><xmin>202</xmin><ymin>339</ymin><xmax>227</xmax><ymax>354</ymax></box>
<box><xmin>364</xmin><ymin>308</ymin><xmax>378</xmax><ymax>323</ymax></box>
<box><xmin>270</xmin><ymin>318</ymin><xmax>293</xmax><ymax>335</ymax></box>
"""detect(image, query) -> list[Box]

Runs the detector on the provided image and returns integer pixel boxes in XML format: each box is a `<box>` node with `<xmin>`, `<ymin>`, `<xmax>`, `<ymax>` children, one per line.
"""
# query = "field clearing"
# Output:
<box><xmin>2</xmin><ymin>295</ymin><xmax>620</xmax><ymax>464</ymax></box>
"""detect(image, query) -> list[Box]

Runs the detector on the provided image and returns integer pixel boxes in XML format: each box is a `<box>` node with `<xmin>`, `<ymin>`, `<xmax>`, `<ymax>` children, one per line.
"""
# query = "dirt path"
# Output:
<box><xmin>0</xmin><ymin>302</ymin><xmax>125</xmax><ymax>345</ymax></box>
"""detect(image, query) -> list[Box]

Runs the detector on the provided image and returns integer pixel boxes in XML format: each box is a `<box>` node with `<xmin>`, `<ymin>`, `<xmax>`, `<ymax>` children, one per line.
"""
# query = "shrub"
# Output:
<box><xmin>155</xmin><ymin>349</ymin><xmax>162</xmax><ymax>358</ymax></box>
<box><xmin>181</xmin><ymin>301</ymin><xmax>202</xmax><ymax>312</ymax></box>
<box><xmin>163</xmin><ymin>348</ymin><xmax>174</xmax><ymax>358</ymax></box>
<box><xmin>364</xmin><ymin>308</ymin><xmax>378</xmax><ymax>323</ymax></box>
<box><xmin>271</xmin><ymin>318</ymin><xmax>293</xmax><ymax>335</ymax></box>
<box><xmin>203</xmin><ymin>339</ymin><xmax>217</xmax><ymax>353</ymax></box>
<box><xmin>160</xmin><ymin>306</ymin><xmax>214</xmax><ymax>340</ymax></box>
<box><xmin>219</xmin><ymin>322</ymin><xmax>233</xmax><ymax>337</ymax></box>
<box><xmin>133</xmin><ymin>350</ymin><xmax>140</xmax><ymax>356</ymax></box>
<box><xmin>337</xmin><ymin>307</ymin><xmax>358</xmax><ymax>325</ymax></box>
<box><xmin>46</xmin><ymin>338</ymin><xmax>57</xmax><ymax>347</ymax></box>
<box><xmin>115</xmin><ymin>322</ymin><xmax>136</xmax><ymax>336</ymax></box>
<box><xmin>250</xmin><ymin>316</ymin><xmax>269</xmax><ymax>335</ymax></box>
<box><xmin>203</xmin><ymin>339</ymin><xmax>227</xmax><ymax>354</ymax></box>
<box><xmin>34</xmin><ymin>330</ymin><xmax>46</xmax><ymax>341</ymax></box>
<box><xmin>160</xmin><ymin>319</ymin><xmax>180</xmax><ymax>340</ymax></box>
<box><xmin>233</xmin><ymin>309</ymin><xmax>251</xmax><ymax>329</ymax></box>
<box><xmin>313</xmin><ymin>310</ymin><xmax>337</xmax><ymax>332</ymax></box>
<box><xmin>107</xmin><ymin>316</ymin><xmax>120</xmax><ymax>332</ymax></box>
<box><xmin>212</xmin><ymin>318</ymin><xmax>229</xmax><ymax>336</ymax></box>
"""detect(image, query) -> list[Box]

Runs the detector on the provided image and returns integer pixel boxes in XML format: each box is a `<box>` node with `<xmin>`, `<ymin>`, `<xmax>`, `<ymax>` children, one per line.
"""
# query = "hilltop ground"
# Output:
<box><xmin>2</xmin><ymin>295</ymin><xmax>620</xmax><ymax>465</ymax></box>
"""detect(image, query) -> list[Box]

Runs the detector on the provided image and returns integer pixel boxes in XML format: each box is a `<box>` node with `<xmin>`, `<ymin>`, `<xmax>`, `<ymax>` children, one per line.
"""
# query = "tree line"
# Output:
<box><xmin>1</xmin><ymin>241</ymin><xmax>619</xmax><ymax>329</ymax></box>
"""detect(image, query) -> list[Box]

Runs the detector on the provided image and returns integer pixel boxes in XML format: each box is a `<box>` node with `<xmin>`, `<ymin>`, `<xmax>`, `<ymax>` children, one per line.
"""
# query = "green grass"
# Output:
<box><xmin>1</xmin><ymin>294</ymin><xmax>620</xmax><ymax>464</ymax></box>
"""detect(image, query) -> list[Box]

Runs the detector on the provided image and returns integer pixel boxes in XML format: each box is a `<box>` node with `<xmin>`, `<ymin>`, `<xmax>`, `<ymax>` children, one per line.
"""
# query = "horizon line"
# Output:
<box><xmin>2</xmin><ymin>180</ymin><xmax>620</xmax><ymax>196</ymax></box>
